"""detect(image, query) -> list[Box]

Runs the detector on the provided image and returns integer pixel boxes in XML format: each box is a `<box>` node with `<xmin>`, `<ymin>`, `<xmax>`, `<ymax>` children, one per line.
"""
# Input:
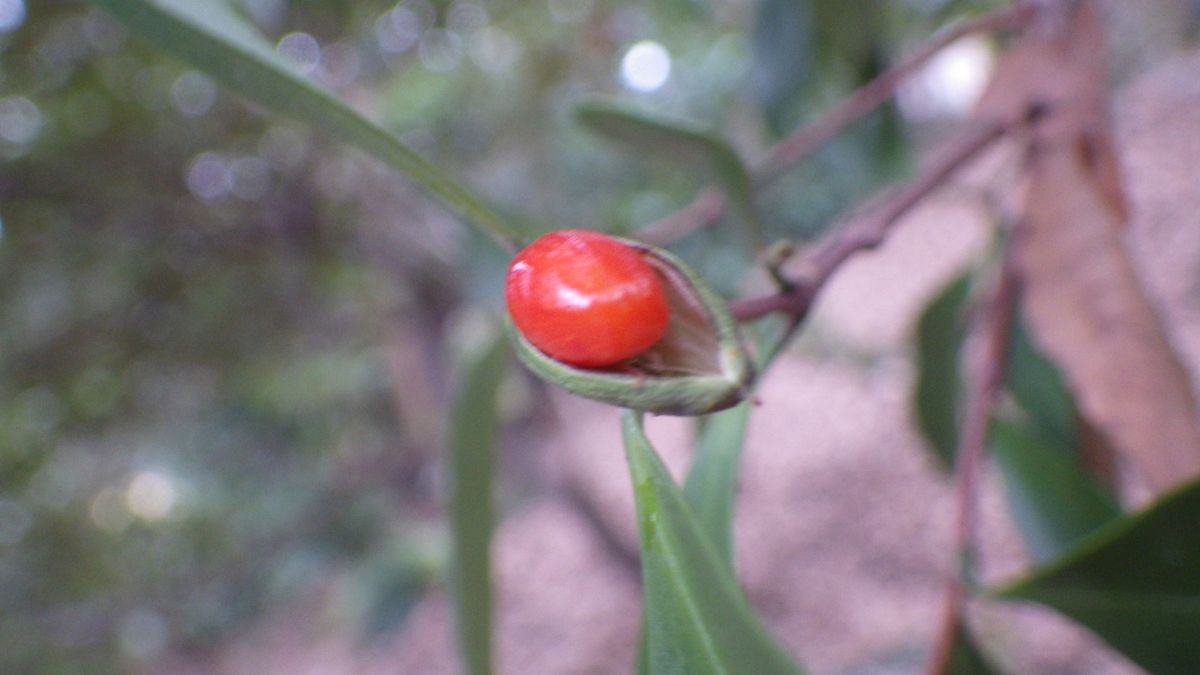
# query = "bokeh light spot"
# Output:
<box><xmin>0</xmin><ymin>96</ymin><xmax>42</xmax><ymax>145</ymax></box>
<box><xmin>317</xmin><ymin>42</ymin><xmax>362</xmax><ymax>89</ymax></box>
<box><xmin>419</xmin><ymin>29</ymin><xmax>463</xmax><ymax>72</ymax></box>
<box><xmin>277</xmin><ymin>32</ymin><xmax>322</xmax><ymax>75</ymax></box>
<box><xmin>186</xmin><ymin>151</ymin><xmax>233</xmax><ymax>201</ymax></box>
<box><xmin>125</xmin><ymin>470</ymin><xmax>177</xmax><ymax>522</ymax></box>
<box><xmin>620</xmin><ymin>40</ymin><xmax>671</xmax><ymax>92</ymax></box>
<box><xmin>170</xmin><ymin>71</ymin><xmax>217</xmax><ymax>118</ymax></box>
<box><xmin>447</xmin><ymin>1</ymin><xmax>488</xmax><ymax>35</ymax></box>
<box><xmin>375</xmin><ymin>6</ymin><xmax>421</xmax><ymax>55</ymax></box>
<box><xmin>469</xmin><ymin>26</ymin><xmax>519</xmax><ymax>74</ymax></box>
<box><xmin>0</xmin><ymin>0</ymin><xmax>25</xmax><ymax>33</ymax></box>
<box><xmin>898</xmin><ymin>36</ymin><xmax>993</xmax><ymax>119</ymax></box>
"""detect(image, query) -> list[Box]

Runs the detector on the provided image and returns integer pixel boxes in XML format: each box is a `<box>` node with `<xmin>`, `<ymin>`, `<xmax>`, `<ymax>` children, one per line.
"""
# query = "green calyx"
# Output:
<box><xmin>507</xmin><ymin>237</ymin><xmax>755</xmax><ymax>416</ymax></box>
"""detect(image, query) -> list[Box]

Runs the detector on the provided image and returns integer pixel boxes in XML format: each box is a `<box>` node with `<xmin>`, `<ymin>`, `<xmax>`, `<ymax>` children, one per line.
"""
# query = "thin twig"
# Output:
<box><xmin>925</xmin><ymin>248</ymin><xmax>1022</xmax><ymax>675</ymax></box>
<box><xmin>760</xmin><ymin>2</ymin><xmax>1033</xmax><ymax>180</ymax></box>
<box><xmin>729</xmin><ymin>115</ymin><xmax>1016</xmax><ymax>323</ymax></box>
<box><xmin>635</xmin><ymin>2</ymin><xmax>1036</xmax><ymax>246</ymax></box>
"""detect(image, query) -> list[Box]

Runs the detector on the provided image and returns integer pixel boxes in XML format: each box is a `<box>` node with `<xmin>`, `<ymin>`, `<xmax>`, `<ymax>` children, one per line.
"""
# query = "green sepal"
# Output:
<box><xmin>506</xmin><ymin>237</ymin><xmax>754</xmax><ymax>416</ymax></box>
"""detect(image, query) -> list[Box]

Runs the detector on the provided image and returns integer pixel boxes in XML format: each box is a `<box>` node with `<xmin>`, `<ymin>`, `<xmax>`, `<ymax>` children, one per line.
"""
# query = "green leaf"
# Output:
<box><xmin>994</xmin><ymin>477</ymin><xmax>1200</xmax><ymax>675</ymax></box>
<box><xmin>989</xmin><ymin>417</ymin><xmax>1121</xmax><ymax>564</ymax></box>
<box><xmin>621</xmin><ymin>411</ymin><xmax>801</xmax><ymax>675</ymax></box>
<box><xmin>448</xmin><ymin>332</ymin><xmax>509</xmax><ymax>675</ymax></box>
<box><xmin>84</xmin><ymin>0</ymin><xmax>521</xmax><ymax>252</ymax></box>
<box><xmin>945</xmin><ymin>620</ymin><xmax>999</xmax><ymax>675</ymax></box>
<box><xmin>914</xmin><ymin>270</ymin><xmax>1120</xmax><ymax>561</ymax></box>
<box><xmin>635</xmin><ymin>625</ymin><xmax>651</xmax><ymax>675</ymax></box>
<box><xmin>683</xmin><ymin>402</ymin><xmax>752</xmax><ymax>572</ymax></box>
<box><xmin>1005</xmin><ymin>320</ymin><xmax>1076</xmax><ymax>448</ymax></box>
<box><xmin>575</xmin><ymin>99</ymin><xmax>760</xmax><ymax>243</ymax></box>
<box><xmin>635</xmin><ymin>402</ymin><xmax>751</xmax><ymax>672</ymax></box>
<box><xmin>992</xmin><ymin>318</ymin><xmax>1120</xmax><ymax>563</ymax></box>
<box><xmin>913</xmin><ymin>271</ymin><xmax>971</xmax><ymax>471</ymax></box>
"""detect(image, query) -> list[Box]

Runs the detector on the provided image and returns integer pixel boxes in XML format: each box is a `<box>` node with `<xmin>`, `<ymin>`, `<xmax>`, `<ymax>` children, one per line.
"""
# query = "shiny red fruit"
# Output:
<box><xmin>505</xmin><ymin>229</ymin><xmax>670</xmax><ymax>368</ymax></box>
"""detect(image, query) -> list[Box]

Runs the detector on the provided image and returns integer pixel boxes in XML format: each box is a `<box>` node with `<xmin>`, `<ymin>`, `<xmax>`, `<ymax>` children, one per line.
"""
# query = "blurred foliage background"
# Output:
<box><xmin>6</xmin><ymin>0</ymin><xmax>1188</xmax><ymax>672</ymax></box>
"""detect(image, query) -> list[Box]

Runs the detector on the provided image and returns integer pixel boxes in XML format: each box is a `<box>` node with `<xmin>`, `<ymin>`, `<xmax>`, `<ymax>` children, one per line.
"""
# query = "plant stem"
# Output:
<box><xmin>729</xmin><ymin>115</ymin><xmax>1016</xmax><ymax>323</ymax></box>
<box><xmin>635</xmin><ymin>1</ymin><xmax>1036</xmax><ymax>246</ymax></box>
<box><xmin>925</xmin><ymin>246</ymin><xmax>1022</xmax><ymax>675</ymax></box>
<box><xmin>757</xmin><ymin>2</ymin><xmax>1034</xmax><ymax>182</ymax></box>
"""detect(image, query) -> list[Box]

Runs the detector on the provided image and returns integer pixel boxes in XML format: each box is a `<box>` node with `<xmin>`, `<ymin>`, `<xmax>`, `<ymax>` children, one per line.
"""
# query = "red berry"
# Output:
<box><xmin>505</xmin><ymin>229</ymin><xmax>670</xmax><ymax>368</ymax></box>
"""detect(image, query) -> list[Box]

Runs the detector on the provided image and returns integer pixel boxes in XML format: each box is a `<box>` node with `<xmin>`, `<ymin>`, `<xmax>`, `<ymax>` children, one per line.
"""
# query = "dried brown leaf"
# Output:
<box><xmin>1018</xmin><ymin>144</ymin><xmax>1200</xmax><ymax>492</ymax></box>
<box><xmin>976</xmin><ymin>2</ymin><xmax>1106</xmax><ymax>126</ymax></box>
<box><xmin>975</xmin><ymin>1</ymin><xmax>1125</xmax><ymax>214</ymax></box>
<box><xmin>1006</xmin><ymin>4</ymin><xmax>1200</xmax><ymax>492</ymax></box>
<box><xmin>984</xmin><ymin>1</ymin><xmax>1200</xmax><ymax>492</ymax></box>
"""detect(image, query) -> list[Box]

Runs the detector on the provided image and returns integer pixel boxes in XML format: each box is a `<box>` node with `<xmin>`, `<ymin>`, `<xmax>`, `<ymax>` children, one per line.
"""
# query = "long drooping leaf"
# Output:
<box><xmin>683</xmin><ymin>402</ymin><xmax>752</xmax><ymax>572</ymax></box>
<box><xmin>637</xmin><ymin>402</ymin><xmax>752</xmax><ymax>672</ymax></box>
<box><xmin>636</xmin><ymin>396</ymin><xmax>753</xmax><ymax>672</ymax></box>
<box><xmin>994</xmin><ymin>477</ymin><xmax>1200</xmax><ymax>674</ymax></box>
<box><xmin>912</xmin><ymin>270</ymin><xmax>972</xmax><ymax>471</ymax></box>
<box><xmin>85</xmin><ymin>0</ymin><xmax>521</xmax><ymax>252</ymax></box>
<box><xmin>447</xmin><ymin>333</ymin><xmax>509</xmax><ymax>675</ymax></box>
<box><xmin>576</xmin><ymin>99</ymin><xmax>760</xmax><ymax>243</ymax></box>
<box><xmin>621</xmin><ymin>411</ymin><xmax>801</xmax><ymax>675</ymax></box>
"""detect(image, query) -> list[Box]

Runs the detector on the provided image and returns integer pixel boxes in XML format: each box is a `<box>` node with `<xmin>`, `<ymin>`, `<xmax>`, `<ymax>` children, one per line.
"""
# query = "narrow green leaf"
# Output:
<box><xmin>576</xmin><ymin>99</ymin><xmax>760</xmax><ymax>243</ymax></box>
<box><xmin>635</xmin><ymin>622</ymin><xmax>651</xmax><ymax>675</ymax></box>
<box><xmin>683</xmin><ymin>402</ymin><xmax>752</xmax><ymax>572</ymax></box>
<box><xmin>913</xmin><ymin>270</ymin><xmax>971</xmax><ymax>471</ymax></box>
<box><xmin>85</xmin><ymin>0</ymin><xmax>521</xmax><ymax>252</ymax></box>
<box><xmin>621</xmin><ymin>411</ymin><xmax>801</xmax><ymax>675</ymax></box>
<box><xmin>636</xmin><ymin>402</ymin><xmax>751</xmax><ymax>673</ymax></box>
<box><xmin>990</xmin><ymin>417</ymin><xmax>1120</xmax><ymax>564</ymax></box>
<box><xmin>993</xmin><ymin>477</ymin><xmax>1200</xmax><ymax>675</ymax></box>
<box><xmin>448</xmin><ymin>332</ymin><xmax>509</xmax><ymax>675</ymax></box>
